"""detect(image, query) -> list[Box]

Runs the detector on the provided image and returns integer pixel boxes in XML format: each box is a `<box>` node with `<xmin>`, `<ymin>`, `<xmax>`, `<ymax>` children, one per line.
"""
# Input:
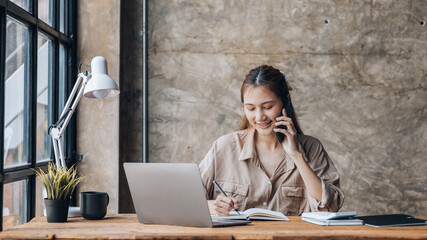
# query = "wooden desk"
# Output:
<box><xmin>1</xmin><ymin>214</ymin><xmax>426</xmax><ymax>239</ymax></box>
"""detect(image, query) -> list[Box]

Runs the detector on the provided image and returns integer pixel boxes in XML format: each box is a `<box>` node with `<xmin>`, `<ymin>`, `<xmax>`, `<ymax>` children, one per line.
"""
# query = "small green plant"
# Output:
<box><xmin>34</xmin><ymin>162</ymin><xmax>85</xmax><ymax>200</ymax></box>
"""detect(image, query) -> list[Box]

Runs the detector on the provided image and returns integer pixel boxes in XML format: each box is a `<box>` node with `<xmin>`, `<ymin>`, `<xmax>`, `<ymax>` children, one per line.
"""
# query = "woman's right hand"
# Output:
<box><xmin>207</xmin><ymin>195</ymin><xmax>239</xmax><ymax>216</ymax></box>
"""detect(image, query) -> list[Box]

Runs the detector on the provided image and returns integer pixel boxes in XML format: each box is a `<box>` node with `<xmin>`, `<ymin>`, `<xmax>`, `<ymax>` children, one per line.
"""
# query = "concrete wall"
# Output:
<box><xmin>77</xmin><ymin>0</ymin><xmax>121</xmax><ymax>214</ymax></box>
<box><xmin>117</xmin><ymin>0</ymin><xmax>426</xmax><ymax>215</ymax></box>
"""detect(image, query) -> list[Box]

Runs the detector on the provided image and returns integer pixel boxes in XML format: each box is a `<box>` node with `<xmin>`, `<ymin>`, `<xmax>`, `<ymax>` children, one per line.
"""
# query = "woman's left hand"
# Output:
<box><xmin>274</xmin><ymin>108</ymin><xmax>301</xmax><ymax>159</ymax></box>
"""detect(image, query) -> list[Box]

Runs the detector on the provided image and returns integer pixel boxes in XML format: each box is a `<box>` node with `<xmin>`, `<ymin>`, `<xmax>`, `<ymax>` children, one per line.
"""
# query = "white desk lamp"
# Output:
<box><xmin>49</xmin><ymin>56</ymin><xmax>119</xmax><ymax>169</ymax></box>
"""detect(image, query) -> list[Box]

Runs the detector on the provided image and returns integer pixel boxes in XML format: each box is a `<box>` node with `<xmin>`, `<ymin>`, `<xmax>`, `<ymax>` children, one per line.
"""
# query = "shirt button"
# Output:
<box><xmin>267</xmin><ymin>181</ymin><xmax>271</xmax><ymax>185</ymax></box>
<box><xmin>263</xmin><ymin>202</ymin><xmax>267</xmax><ymax>206</ymax></box>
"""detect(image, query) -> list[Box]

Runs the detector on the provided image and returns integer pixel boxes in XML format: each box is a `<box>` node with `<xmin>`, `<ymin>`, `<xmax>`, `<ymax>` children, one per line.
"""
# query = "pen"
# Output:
<box><xmin>213</xmin><ymin>180</ymin><xmax>240</xmax><ymax>215</ymax></box>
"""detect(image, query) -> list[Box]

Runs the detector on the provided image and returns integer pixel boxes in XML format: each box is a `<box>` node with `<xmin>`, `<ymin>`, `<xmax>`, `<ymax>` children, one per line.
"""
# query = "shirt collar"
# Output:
<box><xmin>238</xmin><ymin>128</ymin><xmax>297</xmax><ymax>173</ymax></box>
<box><xmin>238</xmin><ymin>128</ymin><xmax>256</xmax><ymax>161</ymax></box>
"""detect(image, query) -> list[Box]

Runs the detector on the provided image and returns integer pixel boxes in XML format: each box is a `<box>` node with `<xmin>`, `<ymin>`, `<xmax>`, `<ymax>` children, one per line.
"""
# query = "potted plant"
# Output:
<box><xmin>34</xmin><ymin>162</ymin><xmax>84</xmax><ymax>223</ymax></box>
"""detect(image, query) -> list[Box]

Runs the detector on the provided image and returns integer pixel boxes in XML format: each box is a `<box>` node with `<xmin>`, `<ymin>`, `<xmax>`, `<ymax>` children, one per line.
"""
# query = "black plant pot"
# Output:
<box><xmin>44</xmin><ymin>198</ymin><xmax>69</xmax><ymax>223</ymax></box>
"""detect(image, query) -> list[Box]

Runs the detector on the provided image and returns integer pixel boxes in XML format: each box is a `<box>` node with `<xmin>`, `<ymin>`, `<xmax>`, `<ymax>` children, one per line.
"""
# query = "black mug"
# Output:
<box><xmin>80</xmin><ymin>191</ymin><xmax>109</xmax><ymax>220</ymax></box>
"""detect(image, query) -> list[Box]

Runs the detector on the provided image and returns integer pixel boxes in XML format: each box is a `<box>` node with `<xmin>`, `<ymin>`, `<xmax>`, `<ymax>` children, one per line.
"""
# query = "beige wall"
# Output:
<box><xmin>77</xmin><ymin>0</ymin><xmax>121</xmax><ymax>214</ymax></box>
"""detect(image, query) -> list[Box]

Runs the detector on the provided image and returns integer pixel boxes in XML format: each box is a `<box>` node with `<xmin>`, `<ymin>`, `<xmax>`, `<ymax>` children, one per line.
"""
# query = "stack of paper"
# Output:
<box><xmin>302</xmin><ymin>211</ymin><xmax>363</xmax><ymax>226</ymax></box>
<box><xmin>302</xmin><ymin>217</ymin><xmax>363</xmax><ymax>226</ymax></box>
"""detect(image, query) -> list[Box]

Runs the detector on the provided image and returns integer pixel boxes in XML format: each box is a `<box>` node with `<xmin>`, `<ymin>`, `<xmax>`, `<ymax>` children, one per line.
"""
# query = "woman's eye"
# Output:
<box><xmin>264</xmin><ymin>106</ymin><xmax>272</xmax><ymax>110</ymax></box>
<box><xmin>247</xmin><ymin>108</ymin><xmax>255</xmax><ymax>111</ymax></box>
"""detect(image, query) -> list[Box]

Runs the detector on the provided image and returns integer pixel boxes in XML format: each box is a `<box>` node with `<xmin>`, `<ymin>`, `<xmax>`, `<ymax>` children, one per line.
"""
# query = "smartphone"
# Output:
<box><xmin>275</xmin><ymin>99</ymin><xmax>294</xmax><ymax>143</ymax></box>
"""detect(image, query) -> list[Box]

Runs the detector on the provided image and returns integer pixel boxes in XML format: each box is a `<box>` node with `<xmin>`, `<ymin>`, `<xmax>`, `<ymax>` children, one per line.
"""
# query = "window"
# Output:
<box><xmin>36</xmin><ymin>32</ymin><xmax>52</xmax><ymax>163</ymax></box>
<box><xmin>0</xmin><ymin>0</ymin><xmax>76</xmax><ymax>231</ymax></box>
<box><xmin>4</xmin><ymin>17</ymin><xmax>28</xmax><ymax>169</ymax></box>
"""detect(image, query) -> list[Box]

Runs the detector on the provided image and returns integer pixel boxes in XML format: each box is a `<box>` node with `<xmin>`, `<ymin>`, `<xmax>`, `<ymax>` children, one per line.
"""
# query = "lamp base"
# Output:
<box><xmin>68</xmin><ymin>206</ymin><xmax>81</xmax><ymax>217</ymax></box>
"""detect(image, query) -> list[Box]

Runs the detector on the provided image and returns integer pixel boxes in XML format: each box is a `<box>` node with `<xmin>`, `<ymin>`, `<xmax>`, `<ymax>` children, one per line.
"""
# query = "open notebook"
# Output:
<box><xmin>212</xmin><ymin>208</ymin><xmax>289</xmax><ymax>221</ymax></box>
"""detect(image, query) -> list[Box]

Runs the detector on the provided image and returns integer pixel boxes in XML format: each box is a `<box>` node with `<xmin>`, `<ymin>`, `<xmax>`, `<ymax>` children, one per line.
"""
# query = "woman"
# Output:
<box><xmin>199</xmin><ymin>65</ymin><xmax>344</xmax><ymax>216</ymax></box>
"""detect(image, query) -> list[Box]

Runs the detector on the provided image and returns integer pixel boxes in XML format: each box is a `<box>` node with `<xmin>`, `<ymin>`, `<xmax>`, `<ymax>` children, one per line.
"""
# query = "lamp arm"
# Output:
<box><xmin>58</xmin><ymin>74</ymin><xmax>85</xmax><ymax>121</ymax></box>
<box><xmin>49</xmin><ymin>72</ymin><xmax>90</xmax><ymax>168</ymax></box>
<box><xmin>56</xmin><ymin>73</ymin><xmax>90</xmax><ymax>138</ymax></box>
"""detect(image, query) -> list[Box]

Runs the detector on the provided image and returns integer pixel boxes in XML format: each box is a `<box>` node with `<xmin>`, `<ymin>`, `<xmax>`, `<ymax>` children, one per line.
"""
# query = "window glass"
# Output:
<box><xmin>37</xmin><ymin>33</ymin><xmax>53</xmax><ymax>162</ymax></box>
<box><xmin>38</xmin><ymin>0</ymin><xmax>53</xmax><ymax>26</ymax></box>
<box><xmin>10</xmin><ymin>0</ymin><xmax>30</xmax><ymax>12</ymax></box>
<box><xmin>60</xmin><ymin>0</ymin><xmax>66</xmax><ymax>34</ymax></box>
<box><xmin>4</xmin><ymin>17</ymin><xmax>29</xmax><ymax>168</ymax></box>
<box><xmin>3</xmin><ymin>180</ymin><xmax>28</xmax><ymax>230</ymax></box>
<box><xmin>35</xmin><ymin>175</ymin><xmax>47</xmax><ymax>217</ymax></box>
<box><xmin>59</xmin><ymin>44</ymin><xmax>67</xmax><ymax>116</ymax></box>
<box><xmin>58</xmin><ymin>44</ymin><xmax>67</xmax><ymax>151</ymax></box>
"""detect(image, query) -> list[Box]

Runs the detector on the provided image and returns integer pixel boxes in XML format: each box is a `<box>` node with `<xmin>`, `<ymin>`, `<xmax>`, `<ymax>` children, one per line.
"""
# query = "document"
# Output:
<box><xmin>301</xmin><ymin>211</ymin><xmax>363</xmax><ymax>226</ymax></box>
<box><xmin>211</xmin><ymin>208</ymin><xmax>289</xmax><ymax>221</ymax></box>
<box><xmin>302</xmin><ymin>217</ymin><xmax>363</xmax><ymax>226</ymax></box>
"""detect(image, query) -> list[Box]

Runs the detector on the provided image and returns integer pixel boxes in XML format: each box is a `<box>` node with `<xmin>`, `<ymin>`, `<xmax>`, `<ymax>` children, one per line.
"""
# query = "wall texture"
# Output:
<box><xmin>119</xmin><ymin>0</ymin><xmax>426</xmax><ymax>215</ymax></box>
<box><xmin>77</xmin><ymin>0</ymin><xmax>121</xmax><ymax>214</ymax></box>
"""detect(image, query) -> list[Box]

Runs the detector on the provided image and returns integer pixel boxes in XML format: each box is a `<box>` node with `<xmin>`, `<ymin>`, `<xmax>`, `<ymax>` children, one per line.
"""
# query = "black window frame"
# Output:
<box><xmin>0</xmin><ymin>0</ymin><xmax>77</xmax><ymax>231</ymax></box>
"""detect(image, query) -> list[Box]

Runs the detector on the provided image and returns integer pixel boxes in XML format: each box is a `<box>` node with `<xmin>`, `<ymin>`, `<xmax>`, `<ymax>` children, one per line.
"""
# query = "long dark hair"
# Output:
<box><xmin>238</xmin><ymin>65</ymin><xmax>303</xmax><ymax>134</ymax></box>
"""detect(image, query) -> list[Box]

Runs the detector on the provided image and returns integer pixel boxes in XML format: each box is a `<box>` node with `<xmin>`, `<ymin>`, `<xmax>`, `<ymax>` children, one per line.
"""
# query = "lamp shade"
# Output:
<box><xmin>84</xmin><ymin>56</ymin><xmax>120</xmax><ymax>98</ymax></box>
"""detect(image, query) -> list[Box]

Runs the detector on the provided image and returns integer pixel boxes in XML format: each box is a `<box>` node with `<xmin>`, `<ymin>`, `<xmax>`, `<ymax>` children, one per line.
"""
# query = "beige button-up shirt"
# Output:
<box><xmin>199</xmin><ymin>128</ymin><xmax>344</xmax><ymax>216</ymax></box>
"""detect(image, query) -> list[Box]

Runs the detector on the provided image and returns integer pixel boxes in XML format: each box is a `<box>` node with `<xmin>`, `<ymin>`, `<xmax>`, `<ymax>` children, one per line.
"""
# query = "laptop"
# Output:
<box><xmin>124</xmin><ymin>162</ymin><xmax>251</xmax><ymax>227</ymax></box>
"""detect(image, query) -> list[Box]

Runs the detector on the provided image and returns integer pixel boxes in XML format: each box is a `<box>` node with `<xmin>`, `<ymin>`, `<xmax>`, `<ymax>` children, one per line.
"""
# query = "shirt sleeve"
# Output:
<box><xmin>297</xmin><ymin>138</ymin><xmax>344</xmax><ymax>212</ymax></box>
<box><xmin>199</xmin><ymin>142</ymin><xmax>217</xmax><ymax>200</ymax></box>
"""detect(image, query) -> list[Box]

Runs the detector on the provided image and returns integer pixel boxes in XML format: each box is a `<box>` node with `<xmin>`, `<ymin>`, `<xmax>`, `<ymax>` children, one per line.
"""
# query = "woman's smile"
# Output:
<box><xmin>257</xmin><ymin>120</ymin><xmax>273</xmax><ymax>129</ymax></box>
